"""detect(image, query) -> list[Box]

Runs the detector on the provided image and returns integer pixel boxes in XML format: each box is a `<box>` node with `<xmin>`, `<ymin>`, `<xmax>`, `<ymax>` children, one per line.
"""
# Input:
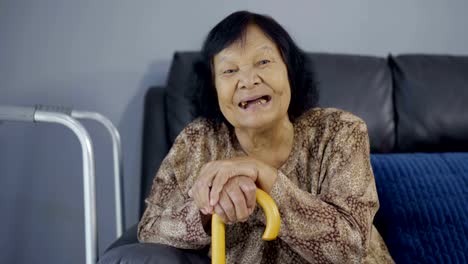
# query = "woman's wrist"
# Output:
<box><xmin>256</xmin><ymin>162</ymin><xmax>278</xmax><ymax>193</ymax></box>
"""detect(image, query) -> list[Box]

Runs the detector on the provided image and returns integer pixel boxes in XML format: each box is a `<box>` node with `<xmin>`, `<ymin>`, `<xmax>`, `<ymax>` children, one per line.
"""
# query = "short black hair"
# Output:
<box><xmin>192</xmin><ymin>10</ymin><xmax>318</xmax><ymax>124</ymax></box>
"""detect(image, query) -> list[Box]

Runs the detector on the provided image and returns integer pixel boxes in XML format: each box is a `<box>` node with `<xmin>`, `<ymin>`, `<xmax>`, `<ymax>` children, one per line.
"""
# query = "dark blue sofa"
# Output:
<box><xmin>99</xmin><ymin>52</ymin><xmax>468</xmax><ymax>263</ymax></box>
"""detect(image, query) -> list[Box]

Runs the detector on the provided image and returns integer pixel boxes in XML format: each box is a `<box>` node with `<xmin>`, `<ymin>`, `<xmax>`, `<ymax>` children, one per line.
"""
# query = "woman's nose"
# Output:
<box><xmin>238</xmin><ymin>68</ymin><xmax>262</xmax><ymax>90</ymax></box>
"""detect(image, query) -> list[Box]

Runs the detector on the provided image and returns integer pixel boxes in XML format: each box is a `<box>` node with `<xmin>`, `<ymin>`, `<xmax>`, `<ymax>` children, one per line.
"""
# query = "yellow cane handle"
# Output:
<box><xmin>211</xmin><ymin>188</ymin><xmax>280</xmax><ymax>264</ymax></box>
<box><xmin>255</xmin><ymin>188</ymin><xmax>281</xmax><ymax>240</ymax></box>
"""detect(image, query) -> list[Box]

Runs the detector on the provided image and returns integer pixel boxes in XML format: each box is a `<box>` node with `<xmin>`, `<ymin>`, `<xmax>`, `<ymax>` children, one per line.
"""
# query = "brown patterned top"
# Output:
<box><xmin>138</xmin><ymin>107</ymin><xmax>395</xmax><ymax>263</ymax></box>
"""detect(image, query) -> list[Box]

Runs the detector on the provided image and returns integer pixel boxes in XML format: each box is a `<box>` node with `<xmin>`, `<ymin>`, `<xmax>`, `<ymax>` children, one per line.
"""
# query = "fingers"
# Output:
<box><xmin>190</xmin><ymin>162</ymin><xmax>220</xmax><ymax>214</ymax></box>
<box><xmin>216</xmin><ymin>191</ymin><xmax>236</xmax><ymax>224</ymax></box>
<box><xmin>209</xmin><ymin>173</ymin><xmax>230</xmax><ymax>207</ymax></box>
<box><xmin>216</xmin><ymin>176</ymin><xmax>256</xmax><ymax>224</ymax></box>
<box><xmin>214</xmin><ymin>205</ymin><xmax>228</xmax><ymax>224</ymax></box>
<box><xmin>226</xmin><ymin>183</ymin><xmax>249</xmax><ymax>222</ymax></box>
<box><xmin>220</xmin><ymin>190</ymin><xmax>236</xmax><ymax>223</ymax></box>
<box><xmin>193</xmin><ymin>179</ymin><xmax>213</xmax><ymax>214</ymax></box>
<box><xmin>210</xmin><ymin>165</ymin><xmax>258</xmax><ymax>206</ymax></box>
<box><xmin>238</xmin><ymin>177</ymin><xmax>257</xmax><ymax>213</ymax></box>
<box><xmin>190</xmin><ymin>158</ymin><xmax>260</xmax><ymax>217</ymax></box>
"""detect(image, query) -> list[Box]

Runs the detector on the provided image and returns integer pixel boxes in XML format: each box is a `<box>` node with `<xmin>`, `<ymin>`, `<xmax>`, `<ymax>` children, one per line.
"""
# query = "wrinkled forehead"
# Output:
<box><xmin>214</xmin><ymin>25</ymin><xmax>282</xmax><ymax>64</ymax></box>
<box><xmin>216</xmin><ymin>45</ymin><xmax>277</xmax><ymax>64</ymax></box>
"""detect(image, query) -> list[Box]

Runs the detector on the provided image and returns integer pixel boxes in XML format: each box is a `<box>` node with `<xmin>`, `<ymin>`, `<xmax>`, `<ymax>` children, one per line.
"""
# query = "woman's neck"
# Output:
<box><xmin>234</xmin><ymin>117</ymin><xmax>294</xmax><ymax>168</ymax></box>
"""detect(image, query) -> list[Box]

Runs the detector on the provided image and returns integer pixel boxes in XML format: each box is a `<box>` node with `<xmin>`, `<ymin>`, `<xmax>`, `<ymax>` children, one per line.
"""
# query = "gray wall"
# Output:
<box><xmin>1</xmin><ymin>0</ymin><xmax>467</xmax><ymax>263</ymax></box>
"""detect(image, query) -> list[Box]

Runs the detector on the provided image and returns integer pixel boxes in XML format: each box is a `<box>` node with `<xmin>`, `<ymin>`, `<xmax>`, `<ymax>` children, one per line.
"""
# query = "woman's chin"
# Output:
<box><xmin>234</xmin><ymin>115</ymin><xmax>276</xmax><ymax>130</ymax></box>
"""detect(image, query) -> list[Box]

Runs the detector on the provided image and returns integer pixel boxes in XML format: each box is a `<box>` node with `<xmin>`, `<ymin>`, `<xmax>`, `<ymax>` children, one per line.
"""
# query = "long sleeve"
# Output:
<box><xmin>137</xmin><ymin>132</ymin><xmax>211</xmax><ymax>249</ymax></box>
<box><xmin>265</xmin><ymin>119</ymin><xmax>379</xmax><ymax>263</ymax></box>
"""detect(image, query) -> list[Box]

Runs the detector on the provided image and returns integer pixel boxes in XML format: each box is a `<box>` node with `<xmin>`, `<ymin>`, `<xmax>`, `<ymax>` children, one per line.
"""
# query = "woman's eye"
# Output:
<box><xmin>258</xmin><ymin>59</ymin><xmax>271</xmax><ymax>65</ymax></box>
<box><xmin>223</xmin><ymin>69</ymin><xmax>236</xmax><ymax>74</ymax></box>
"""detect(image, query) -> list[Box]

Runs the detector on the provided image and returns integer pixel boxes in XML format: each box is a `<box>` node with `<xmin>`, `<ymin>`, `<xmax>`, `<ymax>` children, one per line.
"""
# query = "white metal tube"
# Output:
<box><xmin>34</xmin><ymin>111</ymin><xmax>97</xmax><ymax>264</ymax></box>
<box><xmin>71</xmin><ymin>111</ymin><xmax>125</xmax><ymax>237</ymax></box>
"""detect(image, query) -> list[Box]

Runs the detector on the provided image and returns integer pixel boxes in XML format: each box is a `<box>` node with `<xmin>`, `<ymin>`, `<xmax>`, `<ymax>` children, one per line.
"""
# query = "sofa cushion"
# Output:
<box><xmin>391</xmin><ymin>54</ymin><xmax>468</xmax><ymax>152</ymax></box>
<box><xmin>371</xmin><ymin>153</ymin><xmax>468</xmax><ymax>263</ymax></box>
<box><xmin>165</xmin><ymin>51</ymin><xmax>395</xmax><ymax>153</ymax></box>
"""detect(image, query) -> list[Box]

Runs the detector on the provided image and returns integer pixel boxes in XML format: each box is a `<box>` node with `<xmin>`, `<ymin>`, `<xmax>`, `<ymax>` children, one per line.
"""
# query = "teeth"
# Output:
<box><xmin>240</xmin><ymin>98</ymin><xmax>268</xmax><ymax>109</ymax></box>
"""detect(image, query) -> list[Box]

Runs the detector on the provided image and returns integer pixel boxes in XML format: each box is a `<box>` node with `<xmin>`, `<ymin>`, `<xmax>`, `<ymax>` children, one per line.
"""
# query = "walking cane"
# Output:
<box><xmin>211</xmin><ymin>188</ymin><xmax>280</xmax><ymax>264</ymax></box>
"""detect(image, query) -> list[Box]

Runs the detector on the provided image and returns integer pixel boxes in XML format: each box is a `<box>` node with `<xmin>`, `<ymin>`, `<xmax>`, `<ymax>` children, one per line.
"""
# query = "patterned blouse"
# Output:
<box><xmin>137</xmin><ymin>108</ymin><xmax>395</xmax><ymax>263</ymax></box>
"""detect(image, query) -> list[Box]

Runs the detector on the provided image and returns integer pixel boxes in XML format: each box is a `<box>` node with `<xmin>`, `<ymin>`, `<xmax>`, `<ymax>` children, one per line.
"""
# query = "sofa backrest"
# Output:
<box><xmin>310</xmin><ymin>53</ymin><xmax>394</xmax><ymax>153</ymax></box>
<box><xmin>164</xmin><ymin>51</ymin><xmax>396</xmax><ymax>153</ymax></box>
<box><xmin>391</xmin><ymin>54</ymin><xmax>468</xmax><ymax>152</ymax></box>
<box><xmin>139</xmin><ymin>51</ymin><xmax>468</xmax><ymax>216</ymax></box>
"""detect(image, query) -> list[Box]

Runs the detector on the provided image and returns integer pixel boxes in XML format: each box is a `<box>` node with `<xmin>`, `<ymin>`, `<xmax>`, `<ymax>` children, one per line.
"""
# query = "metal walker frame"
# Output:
<box><xmin>0</xmin><ymin>105</ymin><xmax>125</xmax><ymax>264</ymax></box>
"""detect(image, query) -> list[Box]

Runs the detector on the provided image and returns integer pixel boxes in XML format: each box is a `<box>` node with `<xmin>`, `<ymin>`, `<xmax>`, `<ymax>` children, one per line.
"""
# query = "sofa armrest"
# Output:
<box><xmin>139</xmin><ymin>86</ymin><xmax>170</xmax><ymax>218</ymax></box>
<box><xmin>103</xmin><ymin>224</ymin><xmax>139</xmax><ymax>254</ymax></box>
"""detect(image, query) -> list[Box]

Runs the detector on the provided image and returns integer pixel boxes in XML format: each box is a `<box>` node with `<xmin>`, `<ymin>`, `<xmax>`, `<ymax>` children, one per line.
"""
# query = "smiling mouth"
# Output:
<box><xmin>238</xmin><ymin>95</ymin><xmax>272</xmax><ymax>109</ymax></box>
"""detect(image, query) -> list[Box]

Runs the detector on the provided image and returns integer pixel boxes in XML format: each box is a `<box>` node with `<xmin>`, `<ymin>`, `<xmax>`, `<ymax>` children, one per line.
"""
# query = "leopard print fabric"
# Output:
<box><xmin>138</xmin><ymin>108</ymin><xmax>395</xmax><ymax>263</ymax></box>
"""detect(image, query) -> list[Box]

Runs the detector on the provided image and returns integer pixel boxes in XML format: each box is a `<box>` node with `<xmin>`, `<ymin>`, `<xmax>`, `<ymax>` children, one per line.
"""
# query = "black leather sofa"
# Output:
<box><xmin>99</xmin><ymin>52</ymin><xmax>468</xmax><ymax>263</ymax></box>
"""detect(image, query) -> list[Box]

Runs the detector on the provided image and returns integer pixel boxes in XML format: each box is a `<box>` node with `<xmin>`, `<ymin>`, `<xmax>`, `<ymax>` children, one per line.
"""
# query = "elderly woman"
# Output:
<box><xmin>138</xmin><ymin>11</ymin><xmax>394</xmax><ymax>263</ymax></box>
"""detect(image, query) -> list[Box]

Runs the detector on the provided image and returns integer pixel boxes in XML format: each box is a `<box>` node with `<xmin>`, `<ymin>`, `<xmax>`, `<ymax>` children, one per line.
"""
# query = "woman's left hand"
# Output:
<box><xmin>208</xmin><ymin>156</ymin><xmax>278</xmax><ymax>208</ymax></box>
<box><xmin>213</xmin><ymin>175</ymin><xmax>257</xmax><ymax>224</ymax></box>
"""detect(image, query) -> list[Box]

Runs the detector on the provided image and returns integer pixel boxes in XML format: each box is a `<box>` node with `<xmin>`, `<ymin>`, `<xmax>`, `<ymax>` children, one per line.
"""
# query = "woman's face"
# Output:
<box><xmin>213</xmin><ymin>24</ymin><xmax>291</xmax><ymax>130</ymax></box>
